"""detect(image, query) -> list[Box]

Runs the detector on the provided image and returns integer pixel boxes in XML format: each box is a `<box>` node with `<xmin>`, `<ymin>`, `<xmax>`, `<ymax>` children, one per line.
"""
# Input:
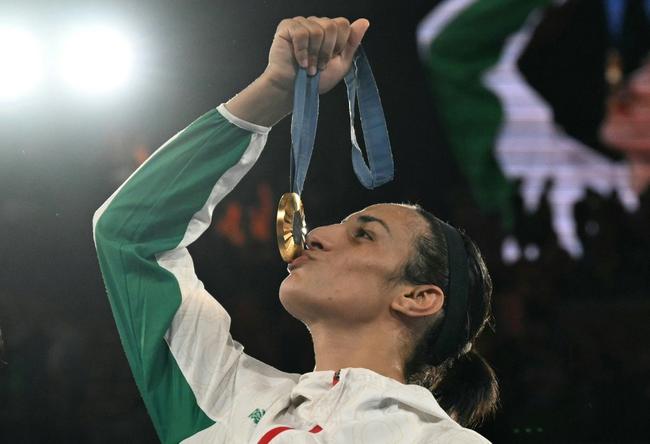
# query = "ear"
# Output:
<box><xmin>390</xmin><ymin>284</ymin><xmax>444</xmax><ymax>319</ymax></box>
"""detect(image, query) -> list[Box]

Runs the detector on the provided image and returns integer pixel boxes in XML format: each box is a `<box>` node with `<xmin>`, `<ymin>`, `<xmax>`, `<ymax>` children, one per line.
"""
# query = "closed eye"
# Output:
<box><xmin>355</xmin><ymin>227</ymin><xmax>373</xmax><ymax>241</ymax></box>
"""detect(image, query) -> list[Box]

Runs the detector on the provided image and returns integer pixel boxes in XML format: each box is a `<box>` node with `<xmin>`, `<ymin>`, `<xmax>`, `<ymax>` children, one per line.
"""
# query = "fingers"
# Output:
<box><xmin>307</xmin><ymin>17</ymin><xmax>339</xmax><ymax>71</ymax></box>
<box><xmin>295</xmin><ymin>17</ymin><xmax>326</xmax><ymax>75</ymax></box>
<box><xmin>283</xmin><ymin>19</ymin><xmax>311</xmax><ymax>70</ymax></box>
<box><xmin>341</xmin><ymin>18</ymin><xmax>370</xmax><ymax>62</ymax></box>
<box><xmin>282</xmin><ymin>16</ymin><xmax>366</xmax><ymax>76</ymax></box>
<box><xmin>331</xmin><ymin>17</ymin><xmax>352</xmax><ymax>57</ymax></box>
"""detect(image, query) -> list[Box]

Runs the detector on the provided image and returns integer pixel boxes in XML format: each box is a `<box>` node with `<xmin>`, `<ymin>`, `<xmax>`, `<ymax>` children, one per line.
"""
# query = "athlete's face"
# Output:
<box><xmin>279</xmin><ymin>203</ymin><xmax>424</xmax><ymax>328</ymax></box>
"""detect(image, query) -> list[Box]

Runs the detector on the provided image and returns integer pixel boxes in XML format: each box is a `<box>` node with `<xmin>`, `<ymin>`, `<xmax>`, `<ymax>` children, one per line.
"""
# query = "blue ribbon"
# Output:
<box><xmin>290</xmin><ymin>45</ymin><xmax>394</xmax><ymax>195</ymax></box>
<box><xmin>605</xmin><ymin>0</ymin><xmax>650</xmax><ymax>47</ymax></box>
<box><xmin>290</xmin><ymin>67</ymin><xmax>320</xmax><ymax>195</ymax></box>
<box><xmin>605</xmin><ymin>0</ymin><xmax>626</xmax><ymax>47</ymax></box>
<box><xmin>344</xmin><ymin>46</ymin><xmax>394</xmax><ymax>189</ymax></box>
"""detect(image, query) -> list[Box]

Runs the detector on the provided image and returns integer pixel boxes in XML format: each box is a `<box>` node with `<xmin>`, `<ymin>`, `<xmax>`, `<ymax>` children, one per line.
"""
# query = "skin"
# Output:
<box><xmin>225</xmin><ymin>18</ymin><xmax>445</xmax><ymax>382</ymax></box>
<box><xmin>600</xmin><ymin>60</ymin><xmax>650</xmax><ymax>194</ymax></box>
<box><xmin>279</xmin><ymin>204</ymin><xmax>445</xmax><ymax>383</ymax></box>
<box><xmin>225</xmin><ymin>16</ymin><xmax>370</xmax><ymax>126</ymax></box>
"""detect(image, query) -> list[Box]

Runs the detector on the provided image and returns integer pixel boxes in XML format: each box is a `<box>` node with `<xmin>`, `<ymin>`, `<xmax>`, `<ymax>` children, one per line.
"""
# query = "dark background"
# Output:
<box><xmin>1</xmin><ymin>0</ymin><xmax>649</xmax><ymax>443</ymax></box>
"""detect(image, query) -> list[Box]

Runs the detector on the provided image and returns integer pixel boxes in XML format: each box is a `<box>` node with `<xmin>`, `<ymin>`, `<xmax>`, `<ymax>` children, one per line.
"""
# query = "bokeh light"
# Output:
<box><xmin>60</xmin><ymin>25</ymin><xmax>133</xmax><ymax>95</ymax></box>
<box><xmin>0</xmin><ymin>27</ymin><xmax>42</xmax><ymax>101</ymax></box>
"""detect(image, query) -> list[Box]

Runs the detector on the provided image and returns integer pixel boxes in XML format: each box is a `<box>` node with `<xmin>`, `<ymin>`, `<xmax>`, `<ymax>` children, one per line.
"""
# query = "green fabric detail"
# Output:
<box><xmin>95</xmin><ymin>109</ymin><xmax>254</xmax><ymax>443</ymax></box>
<box><xmin>424</xmin><ymin>0</ymin><xmax>550</xmax><ymax>230</ymax></box>
<box><xmin>248</xmin><ymin>408</ymin><xmax>266</xmax><ymax>425</ymax></box>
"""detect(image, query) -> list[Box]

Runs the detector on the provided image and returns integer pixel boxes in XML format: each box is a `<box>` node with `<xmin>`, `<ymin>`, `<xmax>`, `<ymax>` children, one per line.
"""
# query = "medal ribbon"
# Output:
<box><xmin>290</xmin><ymin>66</ymin><xmax>320</xmax><ymax>195</ymax></box>
<box><xmin>344</xmin><ymin>45</ymin><xmax>394</xmax><ymax>189</ymax></box>
<box><xmin>605</xmin><ymin>0</ymin><xmax>650</xmax><ymax>47</ymax></box>
<box><xmin>605</xmin><ymin>0</ymin><xmax>626</xmax><ymax>48</ymax></box>
<box><xmin>289</xmin><ymin>45</ymin><xmax>394</xmax><ymax>196</ymax></box>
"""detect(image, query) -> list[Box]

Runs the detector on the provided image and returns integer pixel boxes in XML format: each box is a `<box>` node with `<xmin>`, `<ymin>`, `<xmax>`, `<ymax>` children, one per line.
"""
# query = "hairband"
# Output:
<box><xmin>429</xmin><ymin>221</ymin><xmax>470</xmax><ymax>365</ymax></box>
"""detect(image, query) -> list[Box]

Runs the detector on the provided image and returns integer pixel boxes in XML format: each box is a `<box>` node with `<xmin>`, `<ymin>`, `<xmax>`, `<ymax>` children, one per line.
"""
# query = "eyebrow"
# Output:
<box><xmin>356</xmin><ymin>214</ymin><xmax>392</xmax><ymax>236</ymax></box>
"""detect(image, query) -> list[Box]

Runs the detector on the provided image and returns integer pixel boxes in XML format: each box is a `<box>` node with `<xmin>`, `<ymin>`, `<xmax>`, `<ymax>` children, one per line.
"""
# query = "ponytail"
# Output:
<box><xmin>400</xmin><ymin>204</ymin><xmax>499</xmax><ymax>428</ymax></box>
<box><xmin>435</xmin><ymin>350</ymin><xmax>498</xmax><ymax>427</ymax></box>
<box><xmin>406</xmin><ymin>349</ymin><xmax>498</xmax><ymax>427</ymax></box>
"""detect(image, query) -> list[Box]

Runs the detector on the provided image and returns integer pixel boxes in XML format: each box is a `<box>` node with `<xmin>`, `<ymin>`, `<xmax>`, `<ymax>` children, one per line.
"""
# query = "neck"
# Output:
<box><xmin>309</xmin><ymin>320</ymin><xmax>408</xmax><ymax>384</ymax></box>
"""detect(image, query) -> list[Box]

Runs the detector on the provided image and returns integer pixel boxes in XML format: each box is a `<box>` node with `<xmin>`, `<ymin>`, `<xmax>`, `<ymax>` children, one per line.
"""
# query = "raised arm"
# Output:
<box><xmin>93</xmin><ymin>16</ymin><xmax>368</xmax><ymax>443</ymax></box>
<box><xmin>92</xmin><ymin>100</ymin><xmax>278</xmax><ymax>442</ymax></box>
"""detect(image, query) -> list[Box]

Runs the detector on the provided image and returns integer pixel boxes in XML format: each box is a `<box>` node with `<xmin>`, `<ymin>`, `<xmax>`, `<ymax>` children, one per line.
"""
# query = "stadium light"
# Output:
<box><xmin>0</xmin><ymin>27</ymin><xmax>42</xmax><ymax>101</ymax></box>
<box><xmin>60</xmin><ymin>25</ymin><xmax>133</xmax><ymax>95</ymax></box>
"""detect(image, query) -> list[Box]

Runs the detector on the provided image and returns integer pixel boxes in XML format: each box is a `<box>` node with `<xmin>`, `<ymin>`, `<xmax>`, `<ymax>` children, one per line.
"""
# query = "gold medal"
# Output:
<box><xmin>276</xmin><ymin>192</ymin><xmax>307</xmax><ymax>263</ymax></box>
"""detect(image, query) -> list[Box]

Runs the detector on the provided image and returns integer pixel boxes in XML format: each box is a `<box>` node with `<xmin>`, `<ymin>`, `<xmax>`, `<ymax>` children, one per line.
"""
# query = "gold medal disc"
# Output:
<box><xmin>276</xmin><ymin>192</ymin><xmax>307</xmax><ymax>263</ymax></box>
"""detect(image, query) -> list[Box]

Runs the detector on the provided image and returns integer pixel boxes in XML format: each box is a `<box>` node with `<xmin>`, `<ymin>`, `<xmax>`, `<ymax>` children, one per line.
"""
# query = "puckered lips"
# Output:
<box><xmin>287</xmin><ymin>251</ymin><xmax>314</xmax><ymax>272</ymax></box>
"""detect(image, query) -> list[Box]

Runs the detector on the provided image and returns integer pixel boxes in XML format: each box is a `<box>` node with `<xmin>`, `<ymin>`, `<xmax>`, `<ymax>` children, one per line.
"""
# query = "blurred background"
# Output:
<box><xmin>0</xmin><ymin>0</ymin><xmax>648</xmax><ymax>442</ymax></box>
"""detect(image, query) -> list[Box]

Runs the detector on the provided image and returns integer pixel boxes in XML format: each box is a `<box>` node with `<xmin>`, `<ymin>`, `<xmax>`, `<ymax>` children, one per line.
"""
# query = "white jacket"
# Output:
<box><xmin>93</xmin><ymin>104</ymin><xmax>491</xmax><ymax>444</ymax></box>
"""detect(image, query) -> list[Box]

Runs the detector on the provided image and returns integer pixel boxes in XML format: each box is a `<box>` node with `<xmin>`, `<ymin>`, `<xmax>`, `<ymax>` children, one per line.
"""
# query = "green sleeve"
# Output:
<box><xmin>93</xmin><ymin>106</ymin><xmax>270</xmax><ymax>443</ymax></box>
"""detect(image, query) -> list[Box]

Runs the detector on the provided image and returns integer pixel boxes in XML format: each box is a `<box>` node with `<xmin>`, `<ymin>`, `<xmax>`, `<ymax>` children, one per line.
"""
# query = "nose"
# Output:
<box><xmin>305</xmin><ymin>229</ymin><xmax>325</xmax><ymax>251</ymax></box>
<box><xmin>305</xmin><ymin>224</ymin><xmax>339</xmax><ymax>251</ymax></box>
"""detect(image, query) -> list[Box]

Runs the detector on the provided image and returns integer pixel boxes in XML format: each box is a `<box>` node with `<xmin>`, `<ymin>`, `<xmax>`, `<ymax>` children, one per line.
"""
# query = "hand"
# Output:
<box><xmin>262</xmin><ymin>16</ymin><xmax>370</xmax><ymax>96</ymax></box>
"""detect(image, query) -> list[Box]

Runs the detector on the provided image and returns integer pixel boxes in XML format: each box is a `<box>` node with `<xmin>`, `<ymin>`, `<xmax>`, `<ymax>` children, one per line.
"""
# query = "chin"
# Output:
<box><xmin>278</xmin><ymin>276</ymin><xmax>316</xmax><ymax>324</ymax></box>
<box><xmin>279</xmin><ymin>276</ymin><xmax>301</xmax><ymax>312</ymax></box>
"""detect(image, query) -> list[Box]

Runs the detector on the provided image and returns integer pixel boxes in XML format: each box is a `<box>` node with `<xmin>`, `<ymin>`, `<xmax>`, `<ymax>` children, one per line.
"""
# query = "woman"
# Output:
<box><xmin>93</xmin><ymin>16</ymin><xmax>498</xmax><ymax>443</ymax></box>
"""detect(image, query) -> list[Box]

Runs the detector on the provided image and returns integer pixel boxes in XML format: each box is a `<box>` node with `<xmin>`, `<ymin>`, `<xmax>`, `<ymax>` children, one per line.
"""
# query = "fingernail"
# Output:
<box><xmin>309</xmin><ymin>65</ymin><xmax>317</xmax><ymax>76</ymax></box>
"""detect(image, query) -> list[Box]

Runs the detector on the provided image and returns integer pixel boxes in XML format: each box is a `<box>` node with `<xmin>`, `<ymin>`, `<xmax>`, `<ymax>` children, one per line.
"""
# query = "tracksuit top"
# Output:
<box><xmin>92</xmin><ymin>103</ymin><xmax>491</xmax><ymax>444</ymax></box>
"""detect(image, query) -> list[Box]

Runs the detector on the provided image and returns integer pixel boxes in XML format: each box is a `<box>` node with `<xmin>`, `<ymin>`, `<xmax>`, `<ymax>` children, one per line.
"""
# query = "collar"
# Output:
<box><xmin>290</xmin><ymin>367</ymin><xmax>453</xmax><ymax>422</ymax></box>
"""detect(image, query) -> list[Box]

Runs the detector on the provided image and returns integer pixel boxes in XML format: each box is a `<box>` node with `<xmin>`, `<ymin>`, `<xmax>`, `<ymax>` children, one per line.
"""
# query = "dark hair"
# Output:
<box><xmin>401</xmin><ymin>205</ymin><xmax>499</xmax><ymax>428</ymax></box>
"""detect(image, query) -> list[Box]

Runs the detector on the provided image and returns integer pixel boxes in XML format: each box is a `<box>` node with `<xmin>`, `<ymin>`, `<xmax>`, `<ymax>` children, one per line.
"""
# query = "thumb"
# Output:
<box><xmin>342</xmin><ymin>18</ymin><xmax>370</xmax><ymax>61</ymax></box>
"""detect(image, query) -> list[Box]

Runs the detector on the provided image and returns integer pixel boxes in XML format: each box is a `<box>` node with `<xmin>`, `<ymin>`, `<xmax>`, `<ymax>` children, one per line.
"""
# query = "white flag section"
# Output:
<box><xmin>417</xmin><ymin>0</ymin><xmax>641</xmax><ymax>259</ymax></box>
<box><xmin>483</xmin><ymin>23</ymin><xmax>638</xmax><ymax>257</ymax></box>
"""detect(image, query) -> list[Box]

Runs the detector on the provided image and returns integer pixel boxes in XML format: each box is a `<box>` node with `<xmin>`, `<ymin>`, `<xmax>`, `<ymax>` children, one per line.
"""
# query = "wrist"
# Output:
<box><xmin>225</xmin><ymin>73</ymin><xmax>293</xmax><ymax>127</ymax></box>
<box><xmin>258</xmin><ymin>72</ymin><xmax>294</xmax><ymax>116</ymax></box>
<box><xmin>259</xmin><ymin>70</ymin><xmax>294</xmax><ymax>99</ymax></box>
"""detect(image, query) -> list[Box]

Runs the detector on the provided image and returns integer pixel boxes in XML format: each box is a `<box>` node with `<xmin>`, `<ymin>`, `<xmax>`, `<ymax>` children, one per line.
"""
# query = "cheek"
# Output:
<box><xmin>278</xmin><ymin>265</ymin><xmax>381</xmax><ymax>323</ymax></box>
<box><xmin>277</xmin><ymin>250</ymin><xmax>401</xmax><ymax>323</ymax></box>
<box><xmin>325</xmin><ymin>255</ymin><xmax>395</xmax><ymax>302</ymax></box>
<box><xmin>337</xmin><ymin>251</ymin><xmax>397</xmax><ymax>284</ymax></box>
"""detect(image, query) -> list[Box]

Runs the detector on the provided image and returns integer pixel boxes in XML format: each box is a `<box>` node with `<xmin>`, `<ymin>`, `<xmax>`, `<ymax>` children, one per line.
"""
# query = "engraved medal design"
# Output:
<box><xmin>276</xmin><ymin>192</ymin><xmax>306</xmax><ymax>262</ymax></box>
